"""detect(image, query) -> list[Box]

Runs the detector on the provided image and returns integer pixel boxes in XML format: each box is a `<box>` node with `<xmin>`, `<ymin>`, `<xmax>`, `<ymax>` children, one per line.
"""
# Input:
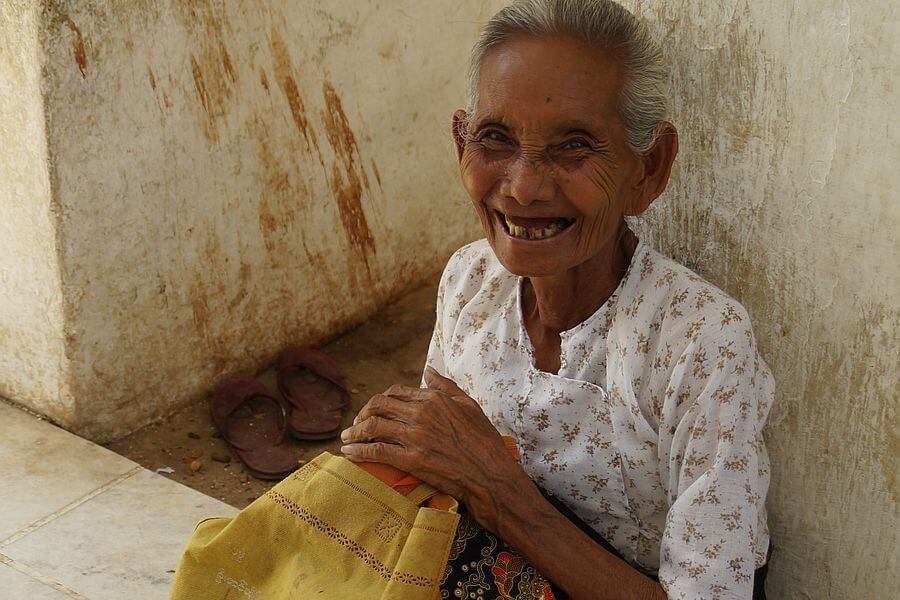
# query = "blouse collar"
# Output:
<box><xmin>512</xmin><ymin>240</ymin><xmax>648</xmax><ymax>367</ymax></box>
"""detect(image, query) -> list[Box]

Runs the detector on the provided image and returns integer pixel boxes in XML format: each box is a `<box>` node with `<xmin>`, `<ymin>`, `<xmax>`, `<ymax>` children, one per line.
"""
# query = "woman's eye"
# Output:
<box><xmin>562</xmin><ymin>139</ymin><xmax>589</xmax><ymax>150</ymax></box>
<box><xmin>482</xmin><ymin>131</ymin><xmax>511</xmax><ymax>144</ymax></box>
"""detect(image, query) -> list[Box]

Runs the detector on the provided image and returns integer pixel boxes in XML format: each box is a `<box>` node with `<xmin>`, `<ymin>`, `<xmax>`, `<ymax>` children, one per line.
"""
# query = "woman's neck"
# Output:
<box><xmin>523</xmin><ymin>224</ymin><xmax>637</xmax><ymax>334</ymax></box>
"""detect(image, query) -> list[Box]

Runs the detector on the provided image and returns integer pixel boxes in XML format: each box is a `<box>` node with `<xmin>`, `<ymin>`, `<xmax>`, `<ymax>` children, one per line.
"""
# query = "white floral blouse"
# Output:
<box><xmin>424</xmin><ymin>238</ymin><xmax>773</xmax><ymax>599</ymax></box>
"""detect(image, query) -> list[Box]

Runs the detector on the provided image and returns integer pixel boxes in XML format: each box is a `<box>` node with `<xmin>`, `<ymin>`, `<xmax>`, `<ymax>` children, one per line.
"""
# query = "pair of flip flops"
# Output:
<box><xmin>209</xmin><ymin>347</ymin><xmax>351</xmax><ymax>480</ymax></box>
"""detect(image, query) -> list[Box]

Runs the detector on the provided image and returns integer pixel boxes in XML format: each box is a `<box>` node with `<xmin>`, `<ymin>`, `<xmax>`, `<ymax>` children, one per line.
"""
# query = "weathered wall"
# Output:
<box><xmin>0</xmin><ymin>2</ymin><xmax>70</xmax><ymax>417</ymax></box>
<box><xmin>623</xmin><ymin>1</ymin><xmax>899</xmax><ymax>597</ymax></box>
<box><xmin>3</xmin><ymin>0</ymin><xmax>503</xmax><ymax>441</ymax></box>
<box><xmin>6</xmin><ymin>0</ymin><xmax>896</xmax><ymax>594</ymax></box>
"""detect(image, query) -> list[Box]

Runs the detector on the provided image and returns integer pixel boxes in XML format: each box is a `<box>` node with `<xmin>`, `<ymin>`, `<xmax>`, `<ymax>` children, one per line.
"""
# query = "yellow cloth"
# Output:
<box><xmin>169</xmin><ymin>452</ymin><xmax>460</xmax><ymax>600</ymax></box>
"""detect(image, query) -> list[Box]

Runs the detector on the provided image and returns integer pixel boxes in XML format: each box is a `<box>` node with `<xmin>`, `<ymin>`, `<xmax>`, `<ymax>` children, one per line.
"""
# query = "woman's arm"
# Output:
<box><xmin>341</xmin><ymin>368</ymin><xmax>667</xmax><ymax>600</ymax></box>
<box><xmin>480</xmin><ymin>458</ymin><xmax>666</xmax><ymax>600</ymax></box>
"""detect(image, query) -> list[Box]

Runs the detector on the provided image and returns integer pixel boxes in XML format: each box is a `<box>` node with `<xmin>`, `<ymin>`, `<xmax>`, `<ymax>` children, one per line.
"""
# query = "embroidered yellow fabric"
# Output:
<box><xmin>169</xmin><ymin>452</ymin><xmax>460</xmax><ymax>600</ymax></box>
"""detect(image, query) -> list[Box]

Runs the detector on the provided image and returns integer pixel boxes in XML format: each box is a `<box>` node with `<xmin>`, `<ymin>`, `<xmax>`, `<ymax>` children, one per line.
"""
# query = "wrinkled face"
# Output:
<box><xmin>456</xmin><ymin>35</ymin><xmax>645</xmax><ymax>277</ymax></box>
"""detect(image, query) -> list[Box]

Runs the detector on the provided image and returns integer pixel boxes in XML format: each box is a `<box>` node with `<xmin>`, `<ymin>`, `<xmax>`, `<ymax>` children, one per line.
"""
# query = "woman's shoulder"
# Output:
<box><xmin>443</xmin><ymin>238</ymin><xmax>497</xmax><ymax>275</ymax></box>
<box><xmin>618</xmin><ymin>244</ymin><xmax>756</xmax><ymax>348</ymax></box>
<box><xmin>438</xmin><ymin>238</ymin><xmax>507</xmax><ymax>293</ymax></box>
<box><xmin>433</xmin><ymin>239</ymin><xmax>517</xmax><ymax>326</ymax></box>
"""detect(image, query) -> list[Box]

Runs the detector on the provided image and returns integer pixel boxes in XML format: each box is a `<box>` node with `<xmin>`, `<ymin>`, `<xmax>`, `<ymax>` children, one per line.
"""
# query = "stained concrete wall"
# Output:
<box><xmin>1</xmin><ymin>0</ymin><xmax>504</xmax><ymax>441</ymax></box>
<box><xmin>0</xmin><ymin>1</ymin><xmax>70</xmax><ymax>418</ymax></box>
<box><xmin>4</xmin><ymin>0</ymin><xmax>897</xmax><ymax>596</ymax></box>
<box><xmin>622</xmin><ymin>1</ymin><xmax>899</xmax><ymax>597</ymax></box>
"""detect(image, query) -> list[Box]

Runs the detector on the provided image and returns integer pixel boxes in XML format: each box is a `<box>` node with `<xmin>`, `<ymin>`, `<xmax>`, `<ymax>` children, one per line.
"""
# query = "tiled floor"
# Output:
<box><xmin>0</xmin><ymin>401</ymin><xmax>237</xmax><ymax>600</ymax></box>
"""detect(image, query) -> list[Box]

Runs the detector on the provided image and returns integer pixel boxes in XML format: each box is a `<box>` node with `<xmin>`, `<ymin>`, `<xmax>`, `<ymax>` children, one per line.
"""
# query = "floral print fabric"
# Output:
<box><xmin>425</xmin><ymin>239</ymin><xmax>773</xmax><ymax>599</ymax></box>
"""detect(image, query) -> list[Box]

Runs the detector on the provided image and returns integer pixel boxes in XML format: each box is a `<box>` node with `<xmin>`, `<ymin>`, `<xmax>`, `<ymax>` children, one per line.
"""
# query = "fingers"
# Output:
<box><xmin>353</xmin><ymin>392</ymin><xmax>419</xmax><ymax>426</ymax></box>
<box><xmin>340</xmin><ymin>441</ymin><xmax>405</xmax><ymax>466</ymax></box>
<box><xmin>340</xmin><ymin>442</ymin><xmax>458</xmax><ymax>499</ymax></box>
<box><xmin>424</xmin><ymin>369</ymin><xmax>480</xmax><ymax>413</ymax></box>
<box><xmin>384</xmin><ymin>383</ymin><xmax>429</xmax><ymax>400</ymax></box>
<box><xmin>354</xmin><ymin>383</ymin><xmax>444</xmax><ymax>425</ymax></box>
<box><xmin>423</xmin><ymin>367</ymin><xmax>464</xmax><ymax>395</ymax></box>
<box><xmin>341</xmin><ymin>415</ymin><xmax>408</xmax><ymax>445</ymax></box>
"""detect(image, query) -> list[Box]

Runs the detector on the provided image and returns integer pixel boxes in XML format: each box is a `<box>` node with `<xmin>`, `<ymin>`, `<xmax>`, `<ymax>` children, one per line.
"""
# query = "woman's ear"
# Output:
<box><xmin>451</xmin><ymin>110</ymin><xmax>469</xmax><ymax>163</ymax></box>
<box><xmin>626</xmin><ymin>121</ymin><xmax>679</xmax><ymax>216</ymax></box>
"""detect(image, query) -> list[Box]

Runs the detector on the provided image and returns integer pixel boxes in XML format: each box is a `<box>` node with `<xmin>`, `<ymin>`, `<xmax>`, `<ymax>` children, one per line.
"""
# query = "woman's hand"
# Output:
<box><xmin>343</xmin><ymin>369</ymin><xmax>667</xmax><ymax>600</ymax></box>
<box><xmin>340</xmin><ymin>367</ymin><xmax>526</xmax><ymax>529</ymax></box>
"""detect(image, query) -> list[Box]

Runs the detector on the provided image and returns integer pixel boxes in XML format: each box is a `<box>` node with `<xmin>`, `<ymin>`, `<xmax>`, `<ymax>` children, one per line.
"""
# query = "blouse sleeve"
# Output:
<box><xmin>657</xmin><ymin>306</ymin><xmax>774</xmax><ymax>599</ymax></box>
<box><xmin>421</xmin><ymin>295</ymin><xmax>447</xmax><ymax>386</ymax></box>
<box><xmin>420</xmin><ymin>250</ymin><xmax>460</xmax><ymax>386</ymax></box>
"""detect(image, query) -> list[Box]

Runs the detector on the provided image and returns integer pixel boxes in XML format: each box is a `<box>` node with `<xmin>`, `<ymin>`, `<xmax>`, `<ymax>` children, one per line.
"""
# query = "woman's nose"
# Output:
<box><xmin>503</xmin><ymin>152</ymin><xmax>555</xmax><ymax>206</ymax></box>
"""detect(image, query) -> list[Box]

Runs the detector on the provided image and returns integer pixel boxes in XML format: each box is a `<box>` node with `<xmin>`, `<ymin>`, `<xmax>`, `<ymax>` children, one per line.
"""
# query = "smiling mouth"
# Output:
<box><xmin>496</xmin><ymin>211</ymin><xmax>576</xmax><ymax>241</ymax></box>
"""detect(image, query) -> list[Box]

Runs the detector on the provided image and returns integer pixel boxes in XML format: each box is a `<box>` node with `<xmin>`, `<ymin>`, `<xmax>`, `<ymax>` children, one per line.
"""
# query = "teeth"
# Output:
<box><xmin>504</xmin><ymin>215</ymin><xmax>572</xmax><ymax>240</ymax></box>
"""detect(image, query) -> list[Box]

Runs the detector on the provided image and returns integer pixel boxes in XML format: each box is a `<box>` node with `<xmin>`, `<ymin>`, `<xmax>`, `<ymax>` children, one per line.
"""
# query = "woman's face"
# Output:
<box><xmin>454</xmin><ymin>35</ymin><xmax>647</xmax><ymax>277</ymax></box>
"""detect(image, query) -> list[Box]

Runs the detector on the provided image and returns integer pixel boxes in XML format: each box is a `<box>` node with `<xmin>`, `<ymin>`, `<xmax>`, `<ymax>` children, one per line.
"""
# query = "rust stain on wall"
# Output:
<box><xmin>370</xmin><ymin>158</ymin><xmax>383</xmax><ymax>189</ymax></box>
<box><xmin>270</xmin><ymin>27</ymin><xmax>318</xmax><ymax>154</ymax></box>
<box><xmin>190</xmin><ymin>55</ymin><xmax>212</xmax><ymax>116</ymax></box>
<box><xmin>67</xmin><ymin>19</ymin><xmax>87</xmax><ymax>77</ymax></box>
<box><xmin>259</xmin><ymin>70</ymin><xmax>270</xmax><ymax>94</ymax></box>
<box><xmin>322</xmin><ymin>83</ymin><xmax>365</xmax><ymax>170</ymax></box>
<box><xmin>227</xmin><ymin>279</ymin><xmax>249</xmax><ymax>311</ymax></box>
<box><xmin>281</xmin><ymin>76</ymin><xmax>309</xmax><ymax>142</ymax></box>
<box><xmin>190</xmin><ymin>292</ymin><xmax>211</xmax><ymax>342</ymax></box>
<box><xmin>321</xmin><ymin>81</ymin><xmax>376</xmax><ymax>267</ymax></box>
<box><xmin>147</xmin><ymin>64</ymin><xmax>167</xmax><ymax>116</ymax></box>
<box><xmin>255</xmin><ymin>140</ymin><xmax>302</xmax><ymax>262</ymax></box>
<box><xmin>174</xmin><ymin>2</ymin><xmax>238</xmax><ymax>144</ymax></box>
<box><xmin>359</xmin><ymin>162</ymin><xmax>371</xmax><ymax>192</ymax></box>
<box><xmin>257</xmin><ymin>196</ymin><xmax>279</xmax><ymax>252</ymax></box>
<box><xmin>330</xmin><ymin>163</ymin><xmax>371</xmax><ymax>258</ymax></box>
<box><xmin>220</xmin><ymin>42</ymin><xmax>237</xmax><ymax>84</ymax></box>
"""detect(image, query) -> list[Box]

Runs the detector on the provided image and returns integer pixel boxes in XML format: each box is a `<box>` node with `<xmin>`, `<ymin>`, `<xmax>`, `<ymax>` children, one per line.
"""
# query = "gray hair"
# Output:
<box><xmin>467</xmin><ymin>0</ymin><xmax>669</xmax><ymax>155</ymax></box>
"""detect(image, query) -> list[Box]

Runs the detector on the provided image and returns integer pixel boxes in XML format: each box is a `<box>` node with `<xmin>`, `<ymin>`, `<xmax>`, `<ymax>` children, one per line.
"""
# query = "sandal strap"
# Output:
<box><xmin>209</xmin><ymin>380</ymin><xmax>289</xmax><ymax>450</ymax></box>
<box><xmin>276</xmin><ymin>347</ymin><xmax>350</xmax><ymax>408</ymax></box>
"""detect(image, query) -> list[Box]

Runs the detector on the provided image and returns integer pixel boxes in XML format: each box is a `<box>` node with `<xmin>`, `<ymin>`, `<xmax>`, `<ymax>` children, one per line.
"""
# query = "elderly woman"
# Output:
<box><xmin>341</xmin><ymin>1</ymin><xmax>773</xmax><ymax>598</ymax></box>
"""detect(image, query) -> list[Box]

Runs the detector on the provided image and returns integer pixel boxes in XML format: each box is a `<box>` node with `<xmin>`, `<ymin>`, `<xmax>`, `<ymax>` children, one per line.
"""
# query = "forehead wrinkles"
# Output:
<box><xmin>473</xmin><ymin>80</ymin><xmax>612</xmax><ymax>134</ymax></box>
<box><xmin>473</xmin><ymin>112</ymin><xmax>610</xmax><ymax>143</ymax></box>
<box><xmin>475</xmin><ymin>36</ymin><xmax>623</xmax><ymax>132</ymax></box>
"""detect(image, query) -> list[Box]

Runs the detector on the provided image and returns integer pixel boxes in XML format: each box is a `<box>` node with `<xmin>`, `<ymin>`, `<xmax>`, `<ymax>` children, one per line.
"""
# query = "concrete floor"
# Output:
<box><xmin>106</xmin><ymin>279</ymin><xmax>439</xmax><ymax>508</ymax></box>
<box><xmin>0</xmin><ymin>400</ymin><xmax>236</xmax><ymax>600</ymax></box>
<box><xmin>0</xmin><ymin>280</ymin><xmax>438</xmax><ymax>599</ymax></box>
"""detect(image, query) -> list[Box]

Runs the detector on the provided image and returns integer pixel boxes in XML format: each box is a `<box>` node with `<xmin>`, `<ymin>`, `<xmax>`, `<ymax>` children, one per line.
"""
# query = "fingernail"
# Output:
<box><xmin>340</xmin><ymin>446</ymin><xmax>351</xmax><ymax>454</ymax></box>
<box><xmin>340</xmin><ymin>429</ymin><xmax>350</xmax><ymax>442</ymax></box>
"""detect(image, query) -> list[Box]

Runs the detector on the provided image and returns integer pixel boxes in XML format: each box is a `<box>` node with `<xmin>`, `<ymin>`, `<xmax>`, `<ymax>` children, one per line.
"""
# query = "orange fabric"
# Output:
<box><xmin>358</xmin><ymin>462</ymin><xmax>421</xmax><ymax>496</ymax></box>
<box><xmin>358</xmin><ymin>436</ymin><xmax>520</xmax><ymax>508</ymax></box>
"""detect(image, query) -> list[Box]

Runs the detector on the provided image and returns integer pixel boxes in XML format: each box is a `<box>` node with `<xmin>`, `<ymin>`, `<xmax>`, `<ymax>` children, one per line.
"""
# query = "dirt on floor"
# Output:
<box><xmin>106</xmin><ymin>280</ymin><xmax>438</xmax><ymax>509</ymax></box>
